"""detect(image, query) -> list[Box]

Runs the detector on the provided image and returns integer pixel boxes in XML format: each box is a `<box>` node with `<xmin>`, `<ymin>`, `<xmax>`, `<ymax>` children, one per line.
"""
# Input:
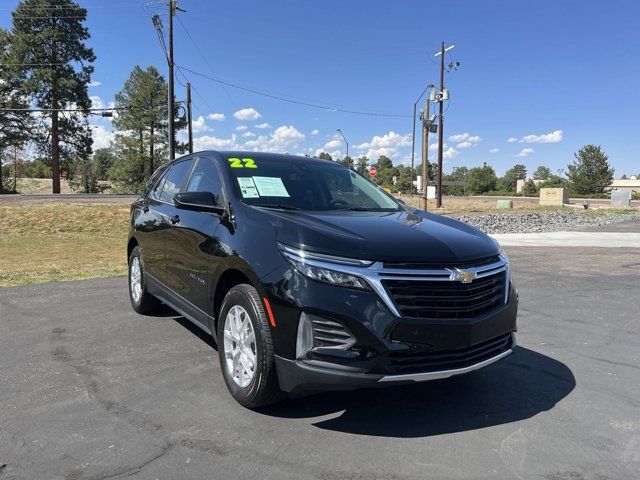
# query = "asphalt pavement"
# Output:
<box><xmin>1</xmin><ymin>226</ymin><xmax>639</xmax><ymax>479</ymax></box>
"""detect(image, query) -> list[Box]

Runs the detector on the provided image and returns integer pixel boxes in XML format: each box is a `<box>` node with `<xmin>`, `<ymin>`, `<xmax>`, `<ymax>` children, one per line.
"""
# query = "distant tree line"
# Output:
<box><xmin>313</xmin><ymin>144</ymin><xmax>615</xmax><ymax>198</ymax></box>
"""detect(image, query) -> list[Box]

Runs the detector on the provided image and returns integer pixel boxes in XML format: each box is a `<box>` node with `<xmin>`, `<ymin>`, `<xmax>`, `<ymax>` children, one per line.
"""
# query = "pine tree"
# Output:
<box><xmin>9</xmin><ymin>0</ymin><xmax>95</xmax><ymax>193</ymax></box>
<box><xmin>109</xmin><ymin>66</ymin><xmax>185</xmax><ymax>192</ymax></box>
<box><xmin>0</xmin><ymin>28</ymin><xmax>31</xmax><ymax>193</ymax></box>
<box><xmin>566</xmin><ymin>145</ymin><xmax>614</xmax><ymax>195</ymax></box>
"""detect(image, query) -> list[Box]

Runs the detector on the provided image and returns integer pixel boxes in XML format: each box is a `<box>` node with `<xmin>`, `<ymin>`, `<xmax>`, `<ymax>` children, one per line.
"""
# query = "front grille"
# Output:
<box><xmin>386</xmin><ymin>333</ymin><xmax>512</xmax><ymax>374</ymax></box>
<box><xmin>383</xmin><ymin>271</ymin><xmax>506</xmax><ymax>319</ymax></box>
<box><xmin>383</xmin><ymin>255</ymin><xmax>501</xmax><ymax>270</ymax></box>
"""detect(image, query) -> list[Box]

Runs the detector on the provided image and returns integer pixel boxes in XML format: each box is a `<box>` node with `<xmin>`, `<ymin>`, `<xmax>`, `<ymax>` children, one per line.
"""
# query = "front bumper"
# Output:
<box><xmin>262</xmin><ymin>260</ymin><xmax>519</xmax><ymax>395</ymax></box>
<box><xmin>276</xmin><ymin>332</ymin><xmax>516</xmax><ymax>394</ymax></box>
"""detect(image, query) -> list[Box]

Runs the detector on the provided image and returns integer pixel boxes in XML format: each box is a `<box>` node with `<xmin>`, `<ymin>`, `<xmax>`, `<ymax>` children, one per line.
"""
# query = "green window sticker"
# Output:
<box><xmin>228</xmin><ymin>157</ymin><xmax>257</xmax><ymax>168</ymax></box>
<box><xmin>252</xmin><ymin>177</ymin><xmax>290</xmax><ymax>197</ymax></box>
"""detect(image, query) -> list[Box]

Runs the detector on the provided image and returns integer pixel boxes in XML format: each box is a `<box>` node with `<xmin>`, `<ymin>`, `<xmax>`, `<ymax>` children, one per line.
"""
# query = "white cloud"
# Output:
<box><xmin>314</xmin><ymin>148</ymin><xmax>341</xmax><ymax>158</ymax></box>
<box><xmin>235</xmin><ymin>125</ymin><xmax>248</xmax><ymax>131</ymax></box>
<box><xmin>324</xmin><ymin>139</ymin><xmax>343</xmax><ymax>149</ymax></box>
<box><xmin>241</xmin><ymin>131</ymin><xmax>256</xmax><ymax>138</ymax></box>
<box><xmin>255</xmin><ymin>122</ymin><xmax>272</xmax><ymax>129</ymax></box>
<box><xmin>90</xmin><ymin>95</ymin><xmax>106</xmax><ymax>109</ymax></box>
<box><xmin>449</xmin><ymin>133</ymin><xmax>482</xmax><ymax>144</ymax></box>
<box><xmin>242</xmin><ymin>125</ymin><xmax>305</xmax><ymax>152</ymax></box>
<box><xmin>207</xmin><ymin>113</ymin><xmax>226</xmax><ymax>121</ymax></box>
<box><xmin>233</xmin><ymin>107</ymin><xmax>262</xmax><ymax>121</ymax></box>
<box><xmin>91</xmin><ymin>125</ymin><xmax>114</xmax><ymax>149</ymax></box>
<box><xmin>194</xmin><ymin>134</ymin><xmax>240</xmax><ymax>151</ymax></box>
<box><xmin>311</xmin><ymin>129</ymin><xmax>319</xmax><ymax>135</ymax></box>
<box><xmin>507</xmin><ymin>137</ymin><xmax>518</xmax><ymax>143</ymax></box>
<box><xmin>489</xmin><ymin>148</ymin><xmax>500</xmax><ymax>153</ymax></box>
<box><xmin>457</xmin><ymin>141</ymin><xmax>473</xmax><ymax>149</ymax></box>
<box><xmin>192</xmin><ymin>115</ymin><xmax>212</xmax><ymax>133</ymax></box>
<box><xmin>520</xmin><ymin>130</ymin><xmax>563</xmax><ymax>143</ymax></box>
<box><xmin>88</xmin><ymin>80</ymin><xmax>102</xmax><ymax>87</ymax></box>
<box><xmin>515</xmin><ymin>148</ymin><xmax>535</xmax><ymax>157</ymax></box>
<box><xmin>443</xmin><ymin>146</ymin><xmax>459</xmax><ymax>159</ymax></box>
<box><xmin>355</xmin><ymin>131</ymin><xmax>411</xmax><ymax>159</ymax></box>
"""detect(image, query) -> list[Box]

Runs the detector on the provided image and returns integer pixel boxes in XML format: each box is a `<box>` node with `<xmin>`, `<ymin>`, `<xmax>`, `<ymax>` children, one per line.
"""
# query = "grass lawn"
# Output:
<box><xmin>0</xmin><ymin>202</ymin><xmax>130</xmax><ymax>287</ymax></box>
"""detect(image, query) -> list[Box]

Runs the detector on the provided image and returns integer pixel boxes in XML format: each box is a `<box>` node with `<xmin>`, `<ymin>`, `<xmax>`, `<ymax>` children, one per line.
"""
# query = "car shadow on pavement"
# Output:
<box><xmin>261</xmin><ymin>347</ymin><xmax>575</xmax><ymax>438</ymax></box>
<box><xmin>156</xmin><ymin>305</ymin><xmax>218</xmax><ymax>349</ymax></box>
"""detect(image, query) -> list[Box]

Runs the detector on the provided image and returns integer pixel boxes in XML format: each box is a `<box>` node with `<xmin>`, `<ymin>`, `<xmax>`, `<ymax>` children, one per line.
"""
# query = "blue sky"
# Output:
<box><xmin>2</xmin><ymin>0</ymin><xmax>639</xmax><ymax>176</ymax></box>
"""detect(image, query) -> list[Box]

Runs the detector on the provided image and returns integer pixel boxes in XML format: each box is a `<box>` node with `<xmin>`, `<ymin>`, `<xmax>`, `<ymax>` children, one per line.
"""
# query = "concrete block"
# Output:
<box><xmin>497</xmin><ymin>200</ymin><xmax>513</xmax><ymax>209</ymax></box>
<box><xmin>611</xmin><ymin>190</ymin><xmax>631</xmax><ymax>207</ymax></box>
<box><xmin>539</xmin><ymin>188</ymin><xmax>569</xmax><ymax>206</ymax></box>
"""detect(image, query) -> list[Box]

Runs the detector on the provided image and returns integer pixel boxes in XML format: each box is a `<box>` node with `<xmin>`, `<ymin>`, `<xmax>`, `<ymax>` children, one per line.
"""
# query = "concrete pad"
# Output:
<box><xmin>491</xmin><ymin>231</ymin><xmax>640</xmax><ymax>248</ymax></box>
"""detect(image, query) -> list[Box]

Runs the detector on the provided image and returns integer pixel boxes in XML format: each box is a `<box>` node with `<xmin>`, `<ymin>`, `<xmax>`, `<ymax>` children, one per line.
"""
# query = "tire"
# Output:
<box><xmin>128</xmin><ymin>246</ymin><xmax>160</xmax><ymax>315</ymax></box>
<box><xmin>217</xmin><ymin>284</ymin><xmax>285</xmax><ymax>408</ymax></box>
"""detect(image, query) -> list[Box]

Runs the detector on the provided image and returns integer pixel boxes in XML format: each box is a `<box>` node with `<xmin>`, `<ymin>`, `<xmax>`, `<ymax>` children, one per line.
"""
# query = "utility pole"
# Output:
<box><xmin>421</xmin><ymin>98</ymin><xmax>430</xmax><ymax>211</ymax></box>
<box><xmin>168</xmin><ymin>0</ymin><xmax>176</xmax><ymax>161</ymax></box>
<box><xmin>434</xmin><ymin>41</ymin><xmax>455</xmax><ymax>208</ymax></box>
<box><xmin>187</xmin><ymin>82</ymin><xmax>193</xmax><ymax>154</ymax></box>
<box><xmin>410</xmin><ymin>83</ymin><xmax>433</xmax><ymax>197</ymax></box>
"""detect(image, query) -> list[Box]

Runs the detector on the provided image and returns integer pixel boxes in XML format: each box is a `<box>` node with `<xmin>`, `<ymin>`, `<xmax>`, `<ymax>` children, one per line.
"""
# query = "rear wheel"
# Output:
<box><xmin>128</xmin><ymin>246</ymin><xmax>160</xmax><ymax>314</ymax></box>
<box><xmin>217</xmin><ymin>284</ymin><xmax>285</xmax><ymax>408</ymax></box>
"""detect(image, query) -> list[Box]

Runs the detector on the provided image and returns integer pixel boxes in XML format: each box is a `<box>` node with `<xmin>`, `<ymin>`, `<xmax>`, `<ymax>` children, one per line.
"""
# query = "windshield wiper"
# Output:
<box><xmin>258</xmin><ymin>204</ymin><xmax>302</xmax><ymax>211</ymax></box>
<box><xmin>338</xmin><ymin>207</ymin><xmax>399</xmax><ymax>212</ymax></box>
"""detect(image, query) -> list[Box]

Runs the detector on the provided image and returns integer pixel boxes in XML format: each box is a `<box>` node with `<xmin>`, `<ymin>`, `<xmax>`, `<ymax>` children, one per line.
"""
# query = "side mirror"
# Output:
<box><xmin>174</xmin><ymin>191</ymin><xmax>225</xmax><ymax>214</ymax></box>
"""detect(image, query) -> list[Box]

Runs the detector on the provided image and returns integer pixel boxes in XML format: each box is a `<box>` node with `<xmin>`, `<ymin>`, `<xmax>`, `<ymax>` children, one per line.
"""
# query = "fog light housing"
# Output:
<box><xmin>296</xmin><ymin>312</ymin><xmax>314</xmax><ymax>359</ymax></box>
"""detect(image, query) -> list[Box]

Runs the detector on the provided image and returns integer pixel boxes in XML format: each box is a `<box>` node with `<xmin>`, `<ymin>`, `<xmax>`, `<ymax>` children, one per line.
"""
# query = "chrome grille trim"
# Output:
<box><xmin>278</xmin><ymin>243</ymin><xmax>510</xmax><ymax>317</ymax></box>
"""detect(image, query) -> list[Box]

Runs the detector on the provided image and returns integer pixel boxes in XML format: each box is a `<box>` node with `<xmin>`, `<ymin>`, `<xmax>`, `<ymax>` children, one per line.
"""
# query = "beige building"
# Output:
<box><xmin>609</xmin><ymin>178</ymin><xmax>640</xmax><ymax>194</ymax></box>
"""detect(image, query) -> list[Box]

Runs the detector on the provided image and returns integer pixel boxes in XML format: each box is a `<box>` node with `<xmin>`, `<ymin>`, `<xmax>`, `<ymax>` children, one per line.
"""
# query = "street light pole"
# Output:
<box><xmin>336</xmin><ymin>129</ymin><xmax>349</xmax><ymax>159</ymax></box>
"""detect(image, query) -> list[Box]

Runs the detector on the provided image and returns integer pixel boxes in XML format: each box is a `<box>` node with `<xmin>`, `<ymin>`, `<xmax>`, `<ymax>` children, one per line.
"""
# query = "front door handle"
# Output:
<box><xmin>142</xmin><ymin>205</ymin><xmax>149</xmax><ymax>213</ymax></box>
<box><xmin>170</xmin><ymin>214</ymin><xmax>180</xmax><ymax>224</ymax></box>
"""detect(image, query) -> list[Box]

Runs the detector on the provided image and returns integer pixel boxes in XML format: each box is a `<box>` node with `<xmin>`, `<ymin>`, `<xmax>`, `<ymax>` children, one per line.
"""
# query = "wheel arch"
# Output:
<box><xmin>127</xmin><ymin>236</ymin><xmax>139</xmax><ymax>262</ymax></box>
<box><xmin>211</xmin><ymin>259</ymin><xmax>266</xmax><ymax>335</ymax></box>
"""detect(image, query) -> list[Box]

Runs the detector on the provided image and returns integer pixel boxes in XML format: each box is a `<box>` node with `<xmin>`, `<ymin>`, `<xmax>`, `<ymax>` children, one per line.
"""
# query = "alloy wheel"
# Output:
<box><xmin>223</xmin><ymin>305</ymin><xmax>257</xmax><ymax>388</ymax></box>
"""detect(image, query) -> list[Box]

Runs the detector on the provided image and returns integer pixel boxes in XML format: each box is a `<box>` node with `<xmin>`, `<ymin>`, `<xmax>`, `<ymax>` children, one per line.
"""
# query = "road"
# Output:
<box><xmin>1</xmin><ymin>225</ymin><xmax>639</xmax><ymax>479</ymax></box>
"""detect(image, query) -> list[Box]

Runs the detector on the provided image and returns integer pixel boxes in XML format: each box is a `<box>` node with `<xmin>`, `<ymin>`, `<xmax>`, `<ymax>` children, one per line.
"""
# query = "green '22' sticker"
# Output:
<box><xmin>228</xmin><ymin>157</ymin><xmax>257</xmax><ymax>168</ymax></box>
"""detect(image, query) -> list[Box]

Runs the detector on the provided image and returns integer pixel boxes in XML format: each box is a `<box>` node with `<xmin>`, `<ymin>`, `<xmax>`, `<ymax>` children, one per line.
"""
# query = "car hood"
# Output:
<box><xmin>247</xmin><ymin>207</ymin><xmax>499</xmax><ymax>264</ymax></box>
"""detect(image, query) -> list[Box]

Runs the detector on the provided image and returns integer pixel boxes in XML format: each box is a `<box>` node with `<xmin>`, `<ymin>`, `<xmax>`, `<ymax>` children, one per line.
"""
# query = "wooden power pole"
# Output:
<box><xmin>421</xmin><ymin>98</ymin><xmax>430</xmax><ymax>211</ymax></box>
<box><xmin>186</xmin><ymin>82</ymin><xmax>193</xmax><ymax>154</ymax></box>
<box><xmin>167</xmin><ymin>0</ymin><xmax>176</xmax><ymax>160</ymax></box>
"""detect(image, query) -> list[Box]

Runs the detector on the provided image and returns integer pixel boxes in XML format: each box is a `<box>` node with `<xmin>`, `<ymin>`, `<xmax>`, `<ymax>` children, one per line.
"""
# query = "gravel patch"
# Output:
<box><xmin>452</xmin><ymin>210</ymin><xmax>639</xmax><ymax>234</ymax></box>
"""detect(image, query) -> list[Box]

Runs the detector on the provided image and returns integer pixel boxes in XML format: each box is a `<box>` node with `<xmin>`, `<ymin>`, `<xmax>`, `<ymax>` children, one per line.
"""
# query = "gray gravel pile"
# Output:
<box><xmin>452</xmin><ymin>210</ymin><xmax>638</xmax><ymax>234</ymax></box>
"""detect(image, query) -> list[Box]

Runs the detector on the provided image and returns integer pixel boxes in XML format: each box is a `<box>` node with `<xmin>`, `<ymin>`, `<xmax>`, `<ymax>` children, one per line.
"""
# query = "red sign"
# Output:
<box><xmin>369</xmin><ymin>167</ymin><xmax>376</xmax><ymax>177</ymax></box>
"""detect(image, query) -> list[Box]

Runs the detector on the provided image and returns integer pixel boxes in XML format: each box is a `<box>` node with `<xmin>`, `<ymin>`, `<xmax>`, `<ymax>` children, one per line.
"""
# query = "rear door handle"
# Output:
<box><xmin>170</xmin><ymin>214</ymin><xmax>180</xmax><ymax>224</ymax></box>
<box><xmin>143</xmin><ymin>205</ymin><xmax>149</xmax><ymax>213</ymax></box>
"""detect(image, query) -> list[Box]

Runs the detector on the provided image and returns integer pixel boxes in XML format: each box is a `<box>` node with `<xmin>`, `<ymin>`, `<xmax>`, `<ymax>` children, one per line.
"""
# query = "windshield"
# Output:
<box><xmin>226</xmin><ymin>156</ymin><xmax>400</xmax><ymax>212</ymax></box>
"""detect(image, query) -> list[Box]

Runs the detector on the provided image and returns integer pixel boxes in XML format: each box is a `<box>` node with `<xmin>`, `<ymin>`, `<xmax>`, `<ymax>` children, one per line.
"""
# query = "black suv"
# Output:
<box><xmin>128</xmin><ymin>151</ymin><xmax>518</xmax><ymax>407</ymax></box>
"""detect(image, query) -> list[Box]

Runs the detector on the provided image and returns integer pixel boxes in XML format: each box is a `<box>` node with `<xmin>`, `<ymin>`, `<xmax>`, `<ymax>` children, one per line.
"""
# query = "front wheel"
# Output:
<box><xmin>217</xmin><ymin>284</ymin><xmax>285</xmax><ymax>408</ymax></box>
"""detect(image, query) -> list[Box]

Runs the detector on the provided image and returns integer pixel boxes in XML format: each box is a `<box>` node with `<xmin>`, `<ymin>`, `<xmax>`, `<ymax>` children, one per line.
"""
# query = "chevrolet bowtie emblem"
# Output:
<box><xmin>449</xmin><ymin>268</ymin><xmax>477</xmax><ymax>283</ymax></box>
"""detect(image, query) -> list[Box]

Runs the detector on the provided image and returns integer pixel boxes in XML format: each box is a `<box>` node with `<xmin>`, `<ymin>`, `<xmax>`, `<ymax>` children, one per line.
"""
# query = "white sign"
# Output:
<box><xmin>427</xmin><ymin>186</ymin><xmax>436</xmax><ymax>199</ymax></box>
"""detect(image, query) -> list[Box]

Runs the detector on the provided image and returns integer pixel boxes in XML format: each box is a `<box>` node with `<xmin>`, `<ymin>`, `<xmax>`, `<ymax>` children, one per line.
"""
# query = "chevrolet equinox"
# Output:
<box><xmin>127</xmin><ymin>151</ymin><xmax>518</xmax><ymax>407</ymax></box>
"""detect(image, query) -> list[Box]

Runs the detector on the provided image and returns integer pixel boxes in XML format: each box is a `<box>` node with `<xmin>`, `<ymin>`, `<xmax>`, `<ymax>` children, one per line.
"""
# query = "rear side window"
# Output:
<box><xmin>158</xmin><ymin>160</ymin><xmax>193</xmax><ymax>203</ymax></box>
<box><xmin>185</xmin><ymin>158</ymin><xmax>223</xmax><ymax>203</ymax></box>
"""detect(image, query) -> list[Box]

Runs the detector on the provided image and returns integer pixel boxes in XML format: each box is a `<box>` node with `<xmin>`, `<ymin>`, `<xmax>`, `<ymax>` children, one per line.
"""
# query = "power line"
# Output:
<box><xmin>176</xmin><ymin>65</ymin><xmax>412</xmax><ymax>118</ymax></box>
<box><xmin>174</xmin><ymin>14</ymin><xmax>238</xmax><ymax>110</ymax></box>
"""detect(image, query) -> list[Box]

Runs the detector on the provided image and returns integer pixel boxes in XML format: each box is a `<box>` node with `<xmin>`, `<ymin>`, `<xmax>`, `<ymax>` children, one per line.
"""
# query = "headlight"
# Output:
<box><xmin>499</xmin><ymin>248</ymin><xmax>511</xmax><ymax>304</ymax></box>
<box><xmin>277</xmin><ymin>242</ymin><xmax>372</xmax><ymax>290</ymax></box>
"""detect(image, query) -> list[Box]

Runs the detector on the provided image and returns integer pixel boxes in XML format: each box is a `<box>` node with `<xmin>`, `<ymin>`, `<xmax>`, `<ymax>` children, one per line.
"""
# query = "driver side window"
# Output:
<box><xmin>185</xmin><ymin>157</ymin><xmax>223</xmax><ymax>204</ymax></box>
<box><xmin>158</xmin><ymin>160</ymin><xmax>193</xmax><ymax>203</ymax></box>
